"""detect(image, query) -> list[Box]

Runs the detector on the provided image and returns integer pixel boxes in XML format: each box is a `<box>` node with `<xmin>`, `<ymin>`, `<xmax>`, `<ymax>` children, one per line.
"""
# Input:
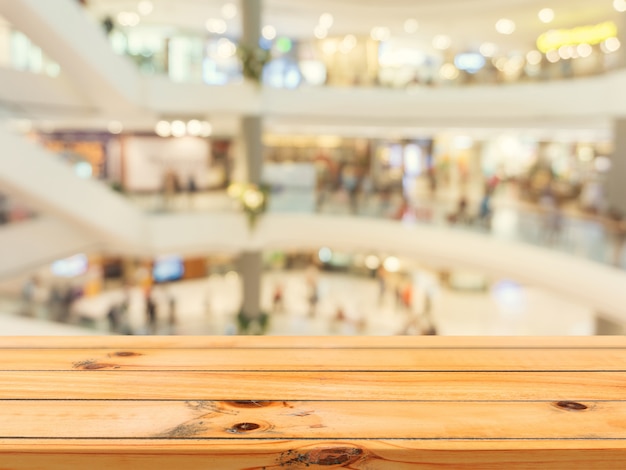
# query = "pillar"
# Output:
<box><xmin>238</xmin><ymin>0</ymin><xmax>264</xmax><ymax>322</ymax></box>
<box><xmin>606</xmin><ymin>119</ymin><xmax>626</xmax><ymax>215</ymax></box>
<box><xmin>239</xmin><ymin>251</ymin><xmax>262</xmax><ymax>318</ymax></box>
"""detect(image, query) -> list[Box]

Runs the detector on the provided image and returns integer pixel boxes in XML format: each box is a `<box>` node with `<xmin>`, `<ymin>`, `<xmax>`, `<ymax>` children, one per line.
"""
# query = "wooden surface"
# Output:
<box><xmin>0</xmin><ymin>336</ymin><xmax>625</xmax><ymax>469</ymax></box>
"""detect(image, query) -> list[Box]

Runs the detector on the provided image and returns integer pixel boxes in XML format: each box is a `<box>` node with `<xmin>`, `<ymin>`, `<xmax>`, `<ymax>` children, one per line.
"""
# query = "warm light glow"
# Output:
<box><xmin>602</xmin><ymin>37</ymin><xmax>621</xmax><ymax>53</ymax></box>
<box><xmin>370</xmin><ymin>26</ymin><xmax>391</xmax><ymax>42</ymax></box>
<box><xmin>614</xmin><ymin>0</ymin><xmax>626</xmax><ymax>13</ymax></box>
<box><xmin>338</xmin><ymin>36</ymin><xmax>355</xmax><ymax>54</ymax></box>
<box><xmin>137</xmin><ymin>0</ymin><xmax>153</xmax><ymax>16</ymax></box>
<box><xmin>216</xmin><ymin>37</ymin><xmax>236</xmax><ymax>57</ymax></box>
<box><xmin>206</xmin><ymin>18</ymin><xmax>227</xmax><ymax>34</ymax></box>
<box><xmin>221</xmin><ymin>2</ymin><xmax>237</xmax><ymax>19</ymax></box>
<box><xmin>537</xmin><ymin>21</ymin><xmax>617</xmax><ymax>53</ymax></box>
<box><xmin>404</xmin><ymin>18</ymin><xmax>419</xmax><ymax>34</ymax></box>
<box><xmin>171</xmin><ymin>120</ymin><xmax>186</xmax><ymax>137</ymax></box>
<box><xmin>314</xmin><ymin>26</ymin><xmax>328</xmax><ymax>39</ymax></box>
<box><xmin>558</xmin><ymin>45</ymin><xmax>573</xmax><ymax>59</ymax></box>
<box><xmin>365</xmin><ymin>255</ymin><xmax>381</xmax><ymax>270</ymax></box>
<box><xmin>546</xmin><ymin>49</ymin><xmax>560</xmax><ymax>63</ymax></box>
<box><xmin>321</xmin><ymin>40</ymin><xmax>337</xmax><ymax>55</ymax></box>
<box><xmin>107</xmin><ymin>120</ymin><xmax>123</xmax><ymax>134</ymax></box>
<box><xmin>432</xmin><ymin>34</ymin><xmax>452</xmax><ymax>50</ymax></box>
<box><xmin>383</xmin><ymin>256</ymin><xmax>400</xmax><ymax>272</ymax></box>
<box><xmin>577</xmin><ymin>43</ymin><xmax>593</xmax><ymax>57</ymax></box>
<box><xmin>117</xmin><ymin>11</ymin><xmax>140</xmax><ymax>27</ymax></box>
<box><xmin>526</xmin><ymin>50</ymin><xmax>542</xmax><ymax>65</ymax></box>
<box><xmin>439</xmin><ymin>63</ymin><xmax>459</xmax><ymax>80</ymax></box>
<box><xmin>242</xmin><ymin>189</ymin><xmax>264</xmax><ymax>210</ymax></box>
<box><xmin>155</xmin><ymin>120</ymin><xmax>171</xmax><ymax>137</ymax></box>
<box><xmin>186</xmin><ymin>120</ymin><xmax>202</xmax><ymax>136</ymax></box>
<box><xmin>495</xmin><ymin>18</ymin><xmax>516</xmax><ymax>35</ymax></box>
<box><xmin>479</xmin><ymin>42</ymin><xmax>497</xmax><ymax>57</ymax></box>
<box><xmin>538</xmin><ymin>8</ymin><xmax>554</xmax><ymax>24</ymax></box>
<box><xmin>262</xmin><ymin>25</ymin><xmax>277</xmax><ymax>40</ymax></box>
<box><xmin>200</xmin><ymin>121</ymin><xmax>212</xmax><ymax>137</ymax></box>
<box><xmin>319</xmin><ymin>13</ymin><xmax>333</xmax><ymax>29</ymax></box>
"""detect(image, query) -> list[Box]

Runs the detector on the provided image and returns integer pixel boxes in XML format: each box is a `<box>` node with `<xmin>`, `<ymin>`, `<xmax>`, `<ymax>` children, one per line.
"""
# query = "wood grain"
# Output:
<box><xmin>1</xmin><ymin>347</ymin><xmax>625</xmax><ymax>371</ymax></box>
<box><xmin>0</xmin><ymin>370</ymin><xmax>624</xmax><ymax>400</ymax></box>
<box><xmin>0</xmin><ymin>336</ymin><xmax>624</xmax><ymax>469</ymax></box>
<box><xmin>0</xmin><ymin>400</ymin><xmax>623</xmax><ymax>439</ymax></box>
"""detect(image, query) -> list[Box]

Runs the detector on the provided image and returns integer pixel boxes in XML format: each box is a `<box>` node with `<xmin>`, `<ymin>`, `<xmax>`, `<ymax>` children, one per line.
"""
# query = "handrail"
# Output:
<box><xmin>0</xmin><ymin>336</ymin><xmax>624</xmax><ymax>469</ymax></box>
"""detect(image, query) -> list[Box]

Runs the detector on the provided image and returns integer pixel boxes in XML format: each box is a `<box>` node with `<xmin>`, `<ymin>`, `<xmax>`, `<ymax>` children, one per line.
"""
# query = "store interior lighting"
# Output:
<box><xmin>154</xmin><ymin>120</ymin><xmax>212</xmax><ymax>138</ymax></box>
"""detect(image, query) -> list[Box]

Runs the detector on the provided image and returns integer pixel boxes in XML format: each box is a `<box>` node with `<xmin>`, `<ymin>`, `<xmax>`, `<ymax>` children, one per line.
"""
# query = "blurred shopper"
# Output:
<box><xmin>20</xmin><ymin>276</ymin><xmax>38</xmax><ymax>317</ymax></box>
<box><xmin>187</xmin><ymin>175</ymin><xmax>197</xmax><ymax>210</ymax></box>
<box><xmin>477</xmin><ymin>187</ymin><xmax>494</xmax><ymax>229</ymax></box>
<box><xmin>607</xmin><ymin>210</ymin><xmax>626</xmax><ymax>267</ymax></box>
<box><xmin>106</xmin><ymin>303</ymin><xmax>120</xmax><ymax>333</ymax></box>
<box><xmin>167</xmin><ymin>293</ymin><xmax>178</xmax><ymax>334</ymax></box>
<box><xmin>272</xmin><ymin>283</ymin><xmax>284</xmax><ymax>314</ymax></box>
<box><xmin>145</xmin><ymin>289</ymin><xmax>157</xmax><ymax>334</ymax></box>
<box><xmin>539</xmin><ymin>185</ymin><xmax>563</xmax><ymax>245</ymax></box>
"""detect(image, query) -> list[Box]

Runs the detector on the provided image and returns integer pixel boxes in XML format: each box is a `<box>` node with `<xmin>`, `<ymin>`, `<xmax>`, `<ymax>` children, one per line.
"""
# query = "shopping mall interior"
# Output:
<box><xmin>1</xmin><ymin>0</ymin><xmax>626</xmax><ymax>337</ymax></box>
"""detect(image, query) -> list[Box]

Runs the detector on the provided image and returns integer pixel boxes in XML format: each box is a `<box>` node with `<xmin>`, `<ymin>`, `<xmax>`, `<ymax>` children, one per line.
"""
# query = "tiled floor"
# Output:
<box><xmin>11</xmin><ymin>268</ymin><xmax>591</xmax><ymax>337</ymax></box>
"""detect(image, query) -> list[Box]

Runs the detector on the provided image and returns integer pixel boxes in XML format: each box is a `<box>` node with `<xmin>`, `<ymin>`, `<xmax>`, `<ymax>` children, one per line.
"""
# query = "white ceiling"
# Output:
<box><xmin>87</xmin><ymin>0</ymin><xmax>625</xmax><ymax>53</ymax></box>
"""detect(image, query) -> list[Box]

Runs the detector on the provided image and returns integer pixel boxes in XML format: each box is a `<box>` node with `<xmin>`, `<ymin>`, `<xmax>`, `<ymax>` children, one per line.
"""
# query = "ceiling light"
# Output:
<box><xmin>117</xmin><ymin>11</ymin><xmax>140</xmax><ymax>27</ymax></box>
<box><xmin>365</xmin><ymin>255</ymin><xmax>381</xmax><ymax>270</ymax></box>
<box><xmin>186</xmin><ymin>119</ymin><xmax>202</xmax><ymax>136</ymax></box>
<box><xmin>495</xmin><ymin>18</ymin><xmax>515</xmax><ymax>35</ymax></box>
<box><xmin>221</xmin><ymin>2</ymin><xmax>237</xmax><ymax>19</ymax></box>
<box><xmin>370</xmin><ymin>26</ymin><xmax>390</xmax><ymax>42</ymax></box>
<box><xmin>526</xmin><ymin>50</ymin><xmax>542</xmax><ymax>65</ymax></box>
<box><xmin>107</xmin><ymin>120</ymin><xmax>123</xmax><ymax>134</ymax></box>
<box><xmin>602</xmin><ymin>37</ymin><xmax>621</xmax><ymax>53</ymax></box>
<box><xmin>439</xmin><ymin>63</ymin><xmax>459</xmax><ymax>80</ymax></box>
<box><xmin>546</xmin><ymin>49</ymin><xmax>560</xmax><ymax>63</ymax></box>
<box><xmin>137</xmin><ymin>0</ymin><xmax>153</xmax><ymax>16</ymax></box>
<box><xmin>314</xmin><ymin>26</ymin><xmax>328</xmax><ymax>39</ymax></box>
<box><xmin>339</xmin><ymin>37</ymin><xmax>356</xmax><ymax>54</ymax></box>
<box><xmin>432</xmin><ymin>34</ymin><xmax>451</xmax><ymax>50</ymax></box>
<box><xmin>614</xmin><ymin>0</ymin><xmax>626</xmax><ymax>12</ymax></box>
<box><xmin>262</xmin><ymin>25</ymin><xmax>277</xmax><ymax>40</ymax></box>
<box><xmin>206</xmin><ymin>18</ymin><xmax>227</xmax><ymax>34</ymax></box>
<box><xmin>558</xmin><ymin>45</ymin><xmax>573</xmax><ymax>59</ymax></box>
<box><xmin>538</xmin><ymin>8</ymin><xmax>554</xmax><ymax>24</ymax></box>
<box><xmin>216</xmin><ymin>37</ymin><xmax>236</xmax><ymax>57</ymax></box>
<box><xmin>479</xmin><ymin>42</ymin><xmax>497</xmax><ymax>57</ymax></box>
<box><xmin>155</xmin><ymin>120</ymin><xmax>171</xmax><ymax>137</ymax></box>
<box><xmin>577</xmin><ymin>43</ymin><xmax>592</xmax><ymax>57</ymax></box>
<box><xmin>383</xmin><ymin>256</ymin><xmax>400</xmax><ymax>272</ymax></box>
<box><xmin>319</xmin><ymin>13</ymin><xmax>333</xmax><ymax>29</ymax></box>
<box><xmin>171</xmin><ymin>120</ymin><xmax>186</xmax><ymax>137</ymax></box>
<box><xmin>404</xmin><ymin>18</ymin><xmax>419</xmax><ymax>34</ymax></box>
<box><xmin>200</xmin><ymin>121</ymin><xmax>212</xmax><ymax>137</ymax></box>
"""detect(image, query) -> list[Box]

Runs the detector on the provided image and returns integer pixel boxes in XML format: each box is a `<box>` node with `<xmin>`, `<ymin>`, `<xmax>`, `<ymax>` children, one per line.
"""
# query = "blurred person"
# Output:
<box><xmin>477</xmin><ymin>186</ymin><xmax>494</xmax><ymax>229</ymax></box>
<box><xmin>272</xmin><ymin>283</ymin><xmax>284</xmax><ymax>314</ymax></box>
<box><xmin>539</xmin><ymin>185</ymin><xmax>563</xmax><ymax>245</ymax></box>
<box><xmin>187</xmin><ymin>175</ymin><xmax>197</xmax><ymax>210</ymax></box>
<box><xmin>20</xmin><ymin>276</ymin><xmax>39</xmax><ymax>317</ymax></box>
<box><xmin>106</xmin><ymin>302</ymin><xmax>120</xmax><ymax>333</ymax></box>
<box><xmin>607</xmin><ymin>210</ymin><xmax>626</xmax><ymax>267</ymax></box>
<box><xmin>167</xmin><ymin>293</ymin><xmax>177</xmax><ymax>334</ymax></box>
<box><xmin>145</xmin><ymin>289</ymin><xmax>157</xmax><ymax>334</ymax></box>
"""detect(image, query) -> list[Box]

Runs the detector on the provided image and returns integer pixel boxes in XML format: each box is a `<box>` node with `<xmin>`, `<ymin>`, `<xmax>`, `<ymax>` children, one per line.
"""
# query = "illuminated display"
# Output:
<box><xmin>537</xmin><ymin>21</ymin><xmax>617</xmax><ymax>53</ymax></box>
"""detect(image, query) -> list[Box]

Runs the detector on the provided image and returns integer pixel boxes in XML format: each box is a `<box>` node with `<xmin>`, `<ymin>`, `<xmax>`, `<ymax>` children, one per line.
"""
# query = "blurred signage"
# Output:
<box><xmin>537</xmin><ymin>21</ymin><xmax>617</xmax><ymax>53</ymax></box>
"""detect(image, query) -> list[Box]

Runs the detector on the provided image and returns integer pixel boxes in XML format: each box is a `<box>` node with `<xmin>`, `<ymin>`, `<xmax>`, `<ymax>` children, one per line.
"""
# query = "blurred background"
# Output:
<box><xmin>0</xmin><ymin>0</ymin><xmax>626</xmax><ymax>336</ymax></box>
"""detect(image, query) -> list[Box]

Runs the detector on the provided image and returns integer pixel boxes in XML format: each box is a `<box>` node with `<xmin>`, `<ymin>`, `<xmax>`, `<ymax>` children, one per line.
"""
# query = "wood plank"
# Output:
<box><xmin>1</xmin><ymin>439</ymin><xmax>625</xmax><ymax>469</ymax></box>
<box><xmin>1</xmin><ymin>348</ymin><xmax>626</xmax><ymax>371</ymax></box>
<box><xmin>0</xmin><ymin>400</ymin><xmax>624</xmax><ymax>439</ymax></box>
<box><xmin>1</xmin><ymin>336</ymin><xmax>625</xmax><ymax>349</ymax></box>
<box><xmin>0</xmin><ymin>371</ymin><xmax>624</xmax><ymax>400</ymax></box>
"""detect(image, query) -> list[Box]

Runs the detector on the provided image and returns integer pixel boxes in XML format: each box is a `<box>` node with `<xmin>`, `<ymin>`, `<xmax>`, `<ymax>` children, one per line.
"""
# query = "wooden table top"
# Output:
<box><xmin>1</xmin><ymin>336</ymin><xmax>625</xmax><ymax>469</ymax></box>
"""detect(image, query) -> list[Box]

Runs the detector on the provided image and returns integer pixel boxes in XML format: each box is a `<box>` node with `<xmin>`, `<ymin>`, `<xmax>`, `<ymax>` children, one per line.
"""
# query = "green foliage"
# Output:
<box><xmin>237</xmin><ymin>44</ymin><xmax>271</xmax><ymax>82</ymax></box>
